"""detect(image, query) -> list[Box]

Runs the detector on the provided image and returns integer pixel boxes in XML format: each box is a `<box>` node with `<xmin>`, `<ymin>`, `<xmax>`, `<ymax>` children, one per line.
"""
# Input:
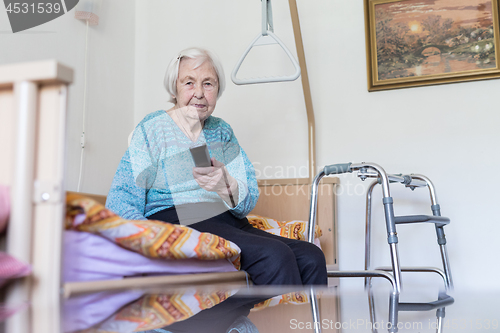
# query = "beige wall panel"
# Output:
<box><xmin>248</xmin><ymin>288</ymin><xmax>340</xmax><ymax>333</ymax></box>
<box><xmin>251</xmin><ymin>179</ymin><xmax>338</xmax><ymax>266</ymax></box>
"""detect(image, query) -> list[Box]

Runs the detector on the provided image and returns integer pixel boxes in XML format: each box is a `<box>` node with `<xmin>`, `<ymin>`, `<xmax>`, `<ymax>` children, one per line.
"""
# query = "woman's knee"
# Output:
<box><xmin>258</xmin><ymin>239</ymin><xmax>297</xmax><ymax>265</ymax></box>
<box><xmin>295</xmin><ymin>242</ymin><xmax>327</xmax><ymax>269</ymax></box>
<box><xmin>242</xmin><ymin>240</ymin><xmax>302</xmax><ymax>285</ymax></box>
<box><xmin>311</xmin><ymin>243</ymin><xmax>327</xmax><ymax>264</ymax></box>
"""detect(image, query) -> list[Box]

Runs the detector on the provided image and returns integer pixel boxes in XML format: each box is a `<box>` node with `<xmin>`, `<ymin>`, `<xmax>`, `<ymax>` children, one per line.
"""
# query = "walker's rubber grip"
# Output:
<box><xmin>324</xmin><ymin>163</ymin><xmax>352</xmax><ymax>175</ymax></box>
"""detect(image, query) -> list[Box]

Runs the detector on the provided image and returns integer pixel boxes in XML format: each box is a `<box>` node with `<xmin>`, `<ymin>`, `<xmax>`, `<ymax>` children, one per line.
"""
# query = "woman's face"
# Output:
<box><xmin>175</xmin><ymin>58</ymin><xmax>219</xmax><ymax>122</ymax></box>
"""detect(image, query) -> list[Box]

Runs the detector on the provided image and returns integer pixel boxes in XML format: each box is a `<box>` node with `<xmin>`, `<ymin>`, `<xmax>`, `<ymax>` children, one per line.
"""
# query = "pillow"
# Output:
<box><xmin>246</xmin><ymin>215</ymin><xmax>322</xmax><ymax>311</ymax></box>
<box><xmin>0</xmin><ymin>252</ymin><xmax>31</xmax><ymax>322</ymax></box>
<box><xmin>246</xmin><ymin>214</ymin><xmax>322</xmax><ymax>241</ymax></box>
<box><xmin>251</xmin><ymin>290</ymin><xmax>310</xmax><ymax>311</ymax></box>
<box><xmin>0</xmin><ymin>184</ymin><xmax>10</xmax><ymax>233</ymax></box>
<box><xmin>0</xmin><ymin>252</ymin><xmax>31</xmax><ymax>287</ymax></box>
<box><xmin>65</xmin><ymin>193</ymin><xmax>241</xmax><ymax>269</ymax></box>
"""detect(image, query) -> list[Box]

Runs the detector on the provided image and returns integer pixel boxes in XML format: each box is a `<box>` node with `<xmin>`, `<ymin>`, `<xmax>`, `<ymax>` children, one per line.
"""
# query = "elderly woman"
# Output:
<box><xmin>106</xmin><ymin>47</ymin><xmax>327</xmax><ymax>285</ymax></box>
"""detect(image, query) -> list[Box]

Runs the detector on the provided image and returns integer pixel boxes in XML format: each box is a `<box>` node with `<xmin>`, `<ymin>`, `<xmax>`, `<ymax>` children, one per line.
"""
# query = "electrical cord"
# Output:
<box><xmin>77</xmin><ymin>20</ymin><xmax>89</xmax><ymax>192</ymax></box>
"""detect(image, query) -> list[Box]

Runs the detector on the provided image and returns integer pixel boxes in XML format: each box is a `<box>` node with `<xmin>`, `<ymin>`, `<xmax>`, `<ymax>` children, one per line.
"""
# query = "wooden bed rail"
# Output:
<box><xmin>0</xmin><ymin>60</ymin><xmax>73</xmax><ymax>333</ymax></box>
<box><xmin>64</xmin><ymin>271</ymin><xmax>250</xmax><ymax>298</ymax></box>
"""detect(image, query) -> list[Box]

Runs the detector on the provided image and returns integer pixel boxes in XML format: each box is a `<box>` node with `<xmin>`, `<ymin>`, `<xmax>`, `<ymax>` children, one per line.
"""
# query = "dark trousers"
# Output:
<box><xmin>148</xmin><ymin>205</ymin><xmax>327</xmax><ymax>286</ymax></box>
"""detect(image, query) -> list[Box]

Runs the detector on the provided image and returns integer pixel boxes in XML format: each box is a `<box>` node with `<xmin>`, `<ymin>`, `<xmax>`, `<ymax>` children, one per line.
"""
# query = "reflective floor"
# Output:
<box><xmin>3</xmin><ymin>278</ymin><xmax>499</xmax><ymax>333</ymax></box>
<box><xmin>57</xmin><ymin>278</ymin><xmax>500</xmax><ymax>333</ymax></box>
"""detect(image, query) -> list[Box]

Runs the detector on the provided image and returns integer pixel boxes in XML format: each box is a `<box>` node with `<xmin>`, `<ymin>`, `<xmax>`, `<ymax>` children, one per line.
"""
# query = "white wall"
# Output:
<box><xmin>134</xmin><ymin>0</ymin><xmax>500</xmax><ymax>294</ymax></box>
<box><xmin>134</xmin><ymin>0</ymin><xmax>309</xmax><ymax>177</ymax></box>
<box><xmin>0</xmin><ymin>0</ymin><xmax>135</xmax><ymax>195</ymax></box>
<box><xmin>311</xmin><ymin>0</ymin><xmax>500</xmax><ymax>294</ymax></box>
<box><xmin>2</xmin><ymin>0</ymin><xmax>498</xmax><ymax>295</ymax></box>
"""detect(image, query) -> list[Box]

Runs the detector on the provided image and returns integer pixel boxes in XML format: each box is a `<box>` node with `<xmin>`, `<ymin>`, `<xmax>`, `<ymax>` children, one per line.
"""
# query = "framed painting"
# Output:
<box><xmin>364</xmin><ymin>0</ymin><xmax>500</xmax><ymax>91</ymax></box>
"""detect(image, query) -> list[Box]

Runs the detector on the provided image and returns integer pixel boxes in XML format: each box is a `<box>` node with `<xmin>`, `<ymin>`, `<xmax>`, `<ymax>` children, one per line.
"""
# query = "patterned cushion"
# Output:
<box><xmin>246</xmin><ymin>215</ymin><xmax>322</xmax><ymax>311</ymax></box>
<box><xmin>251</xmin><ymin>290</ymin><xmax>310</xmax><ymax>311</ymax></box>
<box><xmin>246</xmin><ymin>214</ymin><xmax>322</xmax><ymax>241</ymax></box>
<box><xmin>65</xmin><ymin>289</ymin><xmax>236</xmax><ymax>332</ymax></box>
<box><xmin>65</xmin><ymin>193</ymin><xmax>241</xmax><ymax>269</ymax></box>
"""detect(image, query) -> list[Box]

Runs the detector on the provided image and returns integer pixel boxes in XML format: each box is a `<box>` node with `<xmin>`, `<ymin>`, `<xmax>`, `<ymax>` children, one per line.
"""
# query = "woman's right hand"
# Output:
<box><xmin>193</xmin><ymin>158</ymin><xmax>238</xmax><ymax>207</ymax></box>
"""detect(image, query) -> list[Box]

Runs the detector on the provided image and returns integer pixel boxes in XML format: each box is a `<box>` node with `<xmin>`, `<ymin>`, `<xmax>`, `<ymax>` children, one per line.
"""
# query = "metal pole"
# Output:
<box><xmin>351</xmin><ymin>163</ymin><xmax>402</xmax><ymax>293</ymax></box>
<box><xmin>310</xmin><ymin>286</ymin><xmax>322</xmax><ymax>333</ymax></box>
<box><xmin>439</xmin><ymin>245</ymin><xmax>454</xmax><ymax>290</ymax></box>
<box><xmin>411</xmin><ymin>174</ymin><xmax>453</xmax><ymax>289</ymax></box>
<box><xmin>365</xmin><ymin>180</ymin><xmax>378</xmax><ymax>289</ymax></box>
<box><xmin>410</xmin><ymin>174</ymin><xmax>438</xmax><ymax>206</ymax></box>
<box><xmin>308</xmin><ymin>170</ymin><xmax>325</xmax><ymax>244</ymax></box>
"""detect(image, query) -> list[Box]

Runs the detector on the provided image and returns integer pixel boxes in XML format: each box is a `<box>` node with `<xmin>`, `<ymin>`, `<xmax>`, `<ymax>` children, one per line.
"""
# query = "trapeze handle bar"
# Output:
<box><xmin>231</xmin><ymin>0</ymin><xmax>301</xmax><ymax>85</ymax></box>
<box><xmin>231</xmin><ymin>31</ymin><xmax>301</xmax><ymax>85</ymax></box>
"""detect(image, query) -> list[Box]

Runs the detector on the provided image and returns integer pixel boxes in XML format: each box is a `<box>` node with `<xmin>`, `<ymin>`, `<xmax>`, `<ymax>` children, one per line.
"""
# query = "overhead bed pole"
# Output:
<box><xmin>286</xmin><ymin>7</ymin><xmax>320</xmax><ymax>332</ymax></box>
<box><xmin>288</xmin><ymin>0</ymin><xmax>316</xmax><ymax>183</ymax></box>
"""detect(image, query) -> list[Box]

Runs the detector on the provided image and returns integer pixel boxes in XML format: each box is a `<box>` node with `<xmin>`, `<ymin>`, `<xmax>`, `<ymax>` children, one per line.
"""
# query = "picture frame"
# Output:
<box><xmin>364</xmin><ymin>0</ymin><xmax>500</xmax><ymax>91</ymax></box>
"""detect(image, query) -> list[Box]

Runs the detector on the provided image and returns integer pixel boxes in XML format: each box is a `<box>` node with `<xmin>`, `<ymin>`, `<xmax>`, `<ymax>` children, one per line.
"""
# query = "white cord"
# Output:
<box><xmin>77</xmin><ymin>20</ymin><xmax>89</xmax><ymax>192</ymax></box>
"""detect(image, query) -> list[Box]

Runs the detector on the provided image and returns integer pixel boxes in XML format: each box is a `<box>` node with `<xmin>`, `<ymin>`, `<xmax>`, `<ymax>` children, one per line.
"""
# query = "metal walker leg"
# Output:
<box><xmin>359</xmin><ymin>168</ymin><xmax>454</xmax><ymax>332</ymax></box>
<box><xmin>309</xmin><ymin>163</ymin><xmax>402</xmax><ymax>332</ymax></box>
<box><xmin>410</xmin><ymin>174</ymin><xmax>453</xmax><ymax>290</ymax></box>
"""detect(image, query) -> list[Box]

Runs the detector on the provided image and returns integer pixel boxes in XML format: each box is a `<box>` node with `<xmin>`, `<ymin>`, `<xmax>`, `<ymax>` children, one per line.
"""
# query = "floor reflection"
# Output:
<box><xmin>64</xmin><ymin>287</ymin><xmax>252</xmax><ymax>332</ymax></box>
<box><xmin>60</xmin><ymin>282</ymin><xmax>500</xmax><ymax>333</ymax></box>
<box><xmin>63</xmin><ymin>286</ymin><xmax>314</xmax><ymax>333</ymax></box>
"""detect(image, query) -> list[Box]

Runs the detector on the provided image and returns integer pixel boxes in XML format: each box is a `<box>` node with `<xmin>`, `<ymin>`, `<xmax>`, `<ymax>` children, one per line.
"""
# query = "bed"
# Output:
<box><xmin>63</xmin><ymin>175</ymin><xmax>338</xmax><ymax>292</ymax></box>
<box><xmin>0</xmin><ymin>60</ymin><xmax>339</xmax><ymax>333</ymax></box>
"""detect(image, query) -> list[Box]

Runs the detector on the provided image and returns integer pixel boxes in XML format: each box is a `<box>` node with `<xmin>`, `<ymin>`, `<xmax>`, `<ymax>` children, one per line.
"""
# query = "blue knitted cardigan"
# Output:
<box><xmin>105</xmin><ymin>110</ymin><xmax>259</xmax><ymax>221</ymax></box>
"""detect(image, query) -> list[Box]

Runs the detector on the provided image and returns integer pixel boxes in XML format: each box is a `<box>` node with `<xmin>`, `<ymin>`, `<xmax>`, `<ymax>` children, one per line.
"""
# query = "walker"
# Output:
<box><xmin>308</xmin><ymin>162</ymin><xmax>454</xmax><ymax>333</ymax></box>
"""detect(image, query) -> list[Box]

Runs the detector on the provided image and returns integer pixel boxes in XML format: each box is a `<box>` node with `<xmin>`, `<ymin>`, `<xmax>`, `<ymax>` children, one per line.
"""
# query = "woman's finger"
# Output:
<box><xmin>211</xmin><ymin>158</ymin><xmax>224</xmax><ymax>167</ymax></box>
<box><xmin>192</xmin><ymin>166</ymin><xmax>215</xmax><ymax>175</ymax></box>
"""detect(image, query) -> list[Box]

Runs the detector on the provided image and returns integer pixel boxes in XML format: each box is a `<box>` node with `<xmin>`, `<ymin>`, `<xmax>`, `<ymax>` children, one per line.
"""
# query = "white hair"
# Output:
<box><xmin>164</xmin><ymin>47</ymin><xmax>226</xmax><ymax>104</ymax></box>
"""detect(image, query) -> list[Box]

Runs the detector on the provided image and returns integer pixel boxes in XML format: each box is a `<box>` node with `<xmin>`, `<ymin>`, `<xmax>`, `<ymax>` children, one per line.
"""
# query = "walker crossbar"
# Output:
<box><xmin>394</xmin><ymin>215</ymin><xmax>450</xmax><ymax>227</ymax></box>
<box><xmin>398</xmin><ymin>296</ymin><xmax>454</xmax><ymax>312</ymax></box>
<box><xmin>326</xmin><ymin>268</ymin><xmax>397</xmax><ymax>292</ymax></box>
<box><xmin>326</xmin><ymin>268</ymin><xmax>399</xmax><ymax>331</ymax></box>
<box><xmin>375</xmin><ymin>266</ymin><xmax>449</xmax><ymax>291</ymax></box>
<box><xmin>398</xmin><ymin>292</ymin><xmax>454</xmax><ymax>312</ymax></box>
<box><xmin>355</xmin><ymin>170</ymin><xmax>428</xmax><ymax>188</ymax></box>
<box><xmin>367</xmin><ymin>281</ymin><xmax>454</xmax><ymax>333</ymax></box>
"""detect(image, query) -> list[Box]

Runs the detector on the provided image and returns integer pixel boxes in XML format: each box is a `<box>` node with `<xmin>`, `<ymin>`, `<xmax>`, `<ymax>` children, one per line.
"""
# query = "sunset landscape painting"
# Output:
<box><xmin>369</xmin><ymin>0</ymin><xmax>500</xmax><ymax>83</ymax></box>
